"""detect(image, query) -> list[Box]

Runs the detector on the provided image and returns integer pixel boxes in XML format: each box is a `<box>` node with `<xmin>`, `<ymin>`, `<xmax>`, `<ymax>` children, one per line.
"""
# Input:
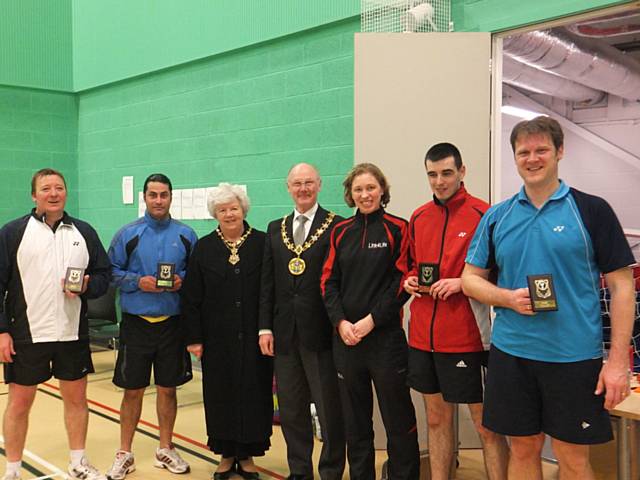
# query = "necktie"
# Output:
<box><xmin>294</xmin><ymin>215</ymin><xmax>308</xmax><ymax>246</ymax></box>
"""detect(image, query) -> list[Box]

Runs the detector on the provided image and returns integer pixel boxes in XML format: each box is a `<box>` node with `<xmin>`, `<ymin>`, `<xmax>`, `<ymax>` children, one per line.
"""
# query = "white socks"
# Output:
<box><xmin>5</xmin><ymin>460</ymin><xmax>21</xmax><ymax>475</ymax></box>
<box><xmin>69</xmin><ymin>449</ymin><xmax>85</xmax><ymax>467</ymax></box>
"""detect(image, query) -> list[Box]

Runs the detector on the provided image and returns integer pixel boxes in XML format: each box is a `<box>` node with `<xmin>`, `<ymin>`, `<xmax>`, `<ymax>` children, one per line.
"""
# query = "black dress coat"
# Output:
<box><xmin>182</xmin><ymin>225</ymin><xmax>273</xmax><ymax>444</ymax></box>
<box><xmin>259</xmin><ymin>206</ymin><xmax>342</xmax><ymax>355</ymax></box>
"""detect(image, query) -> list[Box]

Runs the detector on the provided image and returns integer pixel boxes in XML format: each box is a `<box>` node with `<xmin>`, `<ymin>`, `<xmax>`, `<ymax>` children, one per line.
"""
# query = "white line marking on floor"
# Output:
<box><xmin>32</xmin><ymin>474</ymin><xmax>65</xmax><ymax>479</ymax></box>
<box><xmin>0</xmin><ymin>435</ymin><xmax>67</xmax><ymax>478</ymax></box>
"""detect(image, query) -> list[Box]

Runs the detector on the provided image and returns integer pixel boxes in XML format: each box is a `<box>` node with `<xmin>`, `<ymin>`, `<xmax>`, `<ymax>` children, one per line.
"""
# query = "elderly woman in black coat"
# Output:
<box><xmin>183</xmin><ymin>183</ymin><xmax>272</xmax><ymax>480</ymax></box>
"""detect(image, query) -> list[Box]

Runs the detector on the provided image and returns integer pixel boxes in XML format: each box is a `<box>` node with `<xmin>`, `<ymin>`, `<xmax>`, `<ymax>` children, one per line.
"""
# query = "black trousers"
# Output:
<box><xmin>274</xmin><ymin>335</ymin><xmax>346</xmax><ymax>480</ymax></box>
<box><xmin>333</xmin><ymin>327</ymin><xmax>419</xmax><ymax>480</ymax></box>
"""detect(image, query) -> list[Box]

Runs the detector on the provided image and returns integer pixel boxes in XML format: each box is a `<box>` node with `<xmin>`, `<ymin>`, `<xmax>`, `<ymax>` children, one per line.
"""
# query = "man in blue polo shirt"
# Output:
<box><xmin>462</xmin><ymin>116</ymin><xmax>636</xmax><ymax>479</ymax></box>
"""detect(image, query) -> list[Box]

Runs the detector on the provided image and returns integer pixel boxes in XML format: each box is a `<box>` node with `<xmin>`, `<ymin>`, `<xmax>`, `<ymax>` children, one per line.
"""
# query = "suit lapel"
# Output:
<box><xmin>306</xmin><ymin>207</ymin><xmax>327</xmax><ymax>241</ymax></box>
<box><xmin>281</xmin><ymin>213</ymin><xmax>297</xmax><ymax>287</ymax></box>
<box><xmin>284</xmin><ymin>213</ymin><xmax>294</xmax><ymax>241</ymax></box>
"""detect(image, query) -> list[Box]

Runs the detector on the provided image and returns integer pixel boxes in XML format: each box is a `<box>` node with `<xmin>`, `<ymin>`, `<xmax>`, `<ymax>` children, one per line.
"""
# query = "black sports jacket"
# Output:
<box><xmin>321</xmin><ymin>208</ymin><xmax>410</xmax><ymax>329</ymax></box>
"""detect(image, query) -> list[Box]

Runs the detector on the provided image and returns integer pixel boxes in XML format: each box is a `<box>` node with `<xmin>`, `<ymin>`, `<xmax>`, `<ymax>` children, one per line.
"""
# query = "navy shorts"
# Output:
<box><xmin>4</xmin><ymin>340</ymin><xmax>94</xmax><ymax>386</ymax></box>
<box><xmin>483</xmin><ymin>345</ymin><xmax>612</xmax><ymax>445</ymax></box>
<box><xmin>113</xmin><ymin>314</ymin><xmax>192</xmax><ymax>389</ymax></box>
<box><xmin>407</xmin><ymin>347</ymin><xmax>487</xmax><ymax>403</ymax></box>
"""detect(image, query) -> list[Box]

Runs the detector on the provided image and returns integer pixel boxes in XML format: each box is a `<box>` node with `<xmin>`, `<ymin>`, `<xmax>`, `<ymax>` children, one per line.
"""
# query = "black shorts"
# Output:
<box><xmin>4</xmin><ymin>340</ymin><xmax>94</xmax><ymax>386</ymax></box>
<box><xmin>113</xmin><ymin>314</ymin><xmax>192</xmax><ymax>389</ymax></box>
<box><xmin>483</xmin><ymin>345</ymin><xmax>612</xmax><ymax>445</ymax></box>
<box><xmin>407</xmin><ymin>347</ymin><xmax>487</xmax><ymax>404</ymax></box>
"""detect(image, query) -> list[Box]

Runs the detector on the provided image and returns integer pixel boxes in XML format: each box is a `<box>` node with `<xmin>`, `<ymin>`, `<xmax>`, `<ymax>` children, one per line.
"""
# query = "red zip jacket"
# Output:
<box><xmin>407</xmin><ymin>185</ymin><xmax>490</xmax><ymax>352</ymax></box>
<box><xmin>321</xmin><ymin>208</ymin><xmax>410</xmax><ymax>329</ymax></box>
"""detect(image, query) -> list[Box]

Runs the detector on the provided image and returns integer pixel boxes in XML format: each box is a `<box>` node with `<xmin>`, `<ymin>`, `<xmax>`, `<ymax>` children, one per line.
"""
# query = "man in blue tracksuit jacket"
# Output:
<box><xmin>106</xmin><ymin>174</ymin><xmax>197</xmax><ymax>480</ymax></box>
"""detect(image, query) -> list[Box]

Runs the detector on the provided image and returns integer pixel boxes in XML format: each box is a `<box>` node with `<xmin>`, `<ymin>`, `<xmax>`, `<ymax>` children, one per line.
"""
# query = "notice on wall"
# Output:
<box><xmin>134</xmin><ymin>183</ymin><xmax>247</xmax><ymax>221</ymax></box>
<box><xmin>170</xmin><ymin>189</ymin><xmax>183</xmax><ymax>219</ymax></box>
<box><xmin>181</xmin><ymin>189</ymin><xmax>194</xmax><ymax>219</ymax></box>
<box><xmin>193</xmin><ymin>188</ymin><xmax>208</xmax><ymax>219</ymax></box>
<box><xmin>138</xmin><ymin>192</ymin><xmax>145</xmax><ymax>218</ymax></box>
<box><xmin>122</xmin><ymin>176</ymin><xmax>134</xmax><ymax>204</ymax></box>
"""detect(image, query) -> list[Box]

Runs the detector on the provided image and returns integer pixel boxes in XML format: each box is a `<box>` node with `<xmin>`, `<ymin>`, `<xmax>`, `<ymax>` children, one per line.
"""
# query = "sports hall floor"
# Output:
<box><xmin>0</xmin><ymin>348</ymin><xmax>622</xmax><ymax>479</ymax></box>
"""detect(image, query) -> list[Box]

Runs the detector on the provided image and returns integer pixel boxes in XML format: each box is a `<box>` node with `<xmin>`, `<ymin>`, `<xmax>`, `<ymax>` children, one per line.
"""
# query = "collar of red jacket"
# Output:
<box><xmin>433</xmin><ymin>182</ymin><xmax>468</xmax><ymax>210</ymax></box>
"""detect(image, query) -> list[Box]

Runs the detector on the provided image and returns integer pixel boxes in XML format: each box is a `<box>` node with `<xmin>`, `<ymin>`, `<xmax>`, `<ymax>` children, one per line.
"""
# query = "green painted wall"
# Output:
<box><xmin>0</xmin><ymin>86</ymin><xmax>78</xmax><ymax>224</ymax></box>
<box><xmin>0</xmin><ymin>1</ymin><xmax>633</xmax><ymax>92</ymax></box>
<box><xmin>72</xmin><ymin>0</ymin><xmax>359</xmax><ymax>91</ymax></box>
<box><xmin>452</xmin><ymin>0</ymin><xmax>633</xmax><ymax>32</ymax></box>
<box><xmin>0</xmin><ymin>0</ymin><xmax>73</xmax><ymax>91</ymax></box>
<box><xmin>77</xmin><ymin>18</ymin><xmax>357</xmax><ymax>243</ymax></box>
<box><xmin>2</xmin><ymin>0</ymin><xmax>636</xmax><ymax>244</ymax></box>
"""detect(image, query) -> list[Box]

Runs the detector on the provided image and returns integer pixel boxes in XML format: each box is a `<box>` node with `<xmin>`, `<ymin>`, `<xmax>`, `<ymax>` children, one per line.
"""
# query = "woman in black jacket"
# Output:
<box><xmin>182</xmin><ymin>183</ymin><xmax>272</xmax><ymax>480</ymax></box>
<box><xmin>321</xmin><ymin>163</ymin><xmax>419</xmax><ymax>480</ymax></box>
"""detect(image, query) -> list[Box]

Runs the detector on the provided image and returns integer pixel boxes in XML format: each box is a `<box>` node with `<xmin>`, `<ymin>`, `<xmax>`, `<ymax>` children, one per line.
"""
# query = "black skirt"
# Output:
<box><xmin>208</xmin><ymin>437</ymin><xmax>271</xmax><ymax>459</ymax></box>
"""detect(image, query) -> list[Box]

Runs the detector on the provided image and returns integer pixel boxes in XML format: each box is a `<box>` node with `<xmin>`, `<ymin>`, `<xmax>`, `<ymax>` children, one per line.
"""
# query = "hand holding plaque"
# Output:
<box><xmin>527</xmin><ymin>274</ymin><xmax>558</xmax><ymax>312</ymax></box>
<box><xmin>64</xmin><ymin>267</ymin><xmax>85</xmax><ymax>293</ymax></box>
<box><xmin>418</xmin><ymin>263</ymin><xmax>439</xmax><ymax>293</ymax></box>
<box><xmin>156</xmin><ymin>262</ymin><xmax>176</xmax><ymax>289</ymax></box>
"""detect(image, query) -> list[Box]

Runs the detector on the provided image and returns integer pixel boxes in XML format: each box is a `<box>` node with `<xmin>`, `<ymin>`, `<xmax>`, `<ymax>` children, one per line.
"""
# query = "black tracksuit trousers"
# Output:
<box><xmin>332</xmin><ymin>327</ymin><xmax>420</xmax><ymax>480</ymax></box>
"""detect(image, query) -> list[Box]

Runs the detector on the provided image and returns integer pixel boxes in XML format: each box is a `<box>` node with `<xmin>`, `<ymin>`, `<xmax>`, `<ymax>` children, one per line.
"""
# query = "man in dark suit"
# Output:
<box><xmin>259</xmin><ymin>163</ymin><xmax>345</xmax><ymax>480</ymax></box>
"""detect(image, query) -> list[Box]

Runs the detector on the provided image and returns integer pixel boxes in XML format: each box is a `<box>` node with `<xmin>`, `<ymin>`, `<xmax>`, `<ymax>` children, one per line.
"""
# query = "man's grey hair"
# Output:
<box><xmin>207</xmin><ymin>183</ymin><xmax>250</xmax><ymax>218</ymax></box>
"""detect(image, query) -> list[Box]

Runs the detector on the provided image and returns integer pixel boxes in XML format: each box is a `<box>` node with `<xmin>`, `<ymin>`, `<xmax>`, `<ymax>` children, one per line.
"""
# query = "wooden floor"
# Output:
<box><xmin>0</xmin><ymin>349</ymin><xmax>619</xmax><ymax>479</ymax></box>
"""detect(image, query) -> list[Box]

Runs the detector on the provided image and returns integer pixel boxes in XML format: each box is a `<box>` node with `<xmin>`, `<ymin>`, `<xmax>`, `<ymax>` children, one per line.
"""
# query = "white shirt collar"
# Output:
<box><xmin>293</xmin><ymin>203</ymin><xmax>319</xmax><ymax>224</ymax></box>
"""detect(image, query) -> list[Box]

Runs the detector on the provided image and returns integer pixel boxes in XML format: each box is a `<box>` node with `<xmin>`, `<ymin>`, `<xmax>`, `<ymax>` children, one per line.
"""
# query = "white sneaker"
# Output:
<box><xmin>154</xmin><ymin>446</ymin><xmax>190</xmax><ymax>474</ymax></box>
<box><xmin>106</xmin><ymin>451</ymin><xmax>136</xmax><ymax>480</ymax></box>
<box><xmin>68</xmin><ymin>456</ymin><xmax>107</xmax><ymax>480</ymax></box>
<box><xmin>1</xmin><ymin>473</ymin><xmax>20</xmax><ymax>480</ymax></box>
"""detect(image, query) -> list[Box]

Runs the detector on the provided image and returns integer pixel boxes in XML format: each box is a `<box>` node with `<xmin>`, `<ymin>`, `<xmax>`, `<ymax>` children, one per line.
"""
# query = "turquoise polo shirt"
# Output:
<box><xmin>466</xmin><ymin>181</ymin><xmax>634</xmax><ymax>362</ymax></box>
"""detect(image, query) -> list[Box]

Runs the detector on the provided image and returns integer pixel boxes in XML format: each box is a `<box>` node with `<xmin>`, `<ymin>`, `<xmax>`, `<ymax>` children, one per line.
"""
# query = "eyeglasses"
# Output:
<box><xmin>290</xmin><ymin>181</ymin><xmax>317</xmax><ymax>189</ymax></box>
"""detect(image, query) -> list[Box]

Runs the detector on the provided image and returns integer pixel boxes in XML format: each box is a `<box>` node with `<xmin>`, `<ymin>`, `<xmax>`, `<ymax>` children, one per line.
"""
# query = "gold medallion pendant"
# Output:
<box><xmin>216</xmin><ymin>226</ymin><xmax>252</xmax><ymax>265</ymax></box>
<box><xmin>288</xmin><ymin>257</ymin><xmax>306</xmax><ymax>275</ymax></box>
<box><xmin>281</xmin><ymin>212</ymin><xmax>335</xmax><ymax>276</ymax></box>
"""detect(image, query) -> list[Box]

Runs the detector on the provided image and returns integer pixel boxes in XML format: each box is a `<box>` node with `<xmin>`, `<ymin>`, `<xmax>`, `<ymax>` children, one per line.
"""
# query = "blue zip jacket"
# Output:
<box><xmin>108</xmin><ymin>211</ymin><xmax>197</xmax><ymax>316</ymax></box>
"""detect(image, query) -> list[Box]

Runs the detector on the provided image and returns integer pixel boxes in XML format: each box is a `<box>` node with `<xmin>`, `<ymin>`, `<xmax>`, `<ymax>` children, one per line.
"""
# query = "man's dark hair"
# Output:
<box><xmin>424</xmin><ymin>142</ymin><xmax>463</xmax><ymax>169</ymax></box>
<box><xmin>31</xmin><ymin>168</ymin><xmax>66</xmax><ymax>194</ymax></box>
<box><xmin>143</xmin><ymin>173</ymin><xmax>172</xmax><ymax>194</ymax></box>
<box><xmin>510</xmin><ymin>116</ymin><xmax>564</xmax><ymax>153</ymax></box>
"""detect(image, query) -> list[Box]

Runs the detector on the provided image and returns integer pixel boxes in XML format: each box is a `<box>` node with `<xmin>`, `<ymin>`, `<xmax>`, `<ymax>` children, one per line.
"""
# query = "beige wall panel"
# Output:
<box><xmin>355</xmin><ymin>32</ymin><xmax>492</xmax><ymax>220</ymax></box>
<box><xmin>355</xmin><ymin>32</ymin><xmax>492</xmax><ymax>452</ymax></box>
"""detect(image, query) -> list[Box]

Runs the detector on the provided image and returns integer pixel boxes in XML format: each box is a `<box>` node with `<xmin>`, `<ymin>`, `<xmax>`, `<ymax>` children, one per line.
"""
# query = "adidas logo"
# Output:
<box><xmin>456</xmin><ymin>360</ymin><xmax>468</xmax><ymax>368</ymax></box>
<box><xmin>458</xmin><ymin>232</ymin><xmax>467</xmax><ymax>237</ymax></box>
<box><xmin>553</xmin><ymin>225</ymin><xmax>565</xmax><ymax>232</ymax></box>
<box><xmin>581</xmin><ymin>421</ymin><xmax>591</xmax><ymax>430</ymax></box>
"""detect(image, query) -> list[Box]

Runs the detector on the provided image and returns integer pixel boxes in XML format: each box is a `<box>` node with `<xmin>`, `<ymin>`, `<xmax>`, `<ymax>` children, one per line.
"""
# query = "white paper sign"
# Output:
<box><xmin>122</xmin><ymin>176</ymin><xmax>134</xmax><ymax>204</ymax></box>
<box><xmin>170</xmin><ymin>189</ymin><xmax>182</xmax><ymax>219</ymax></box>
<box><xmin>138</xmin><ymin>192</ymin><xmax>145</xmax><ymax>217</ymax></box>
<box><xmin>193</xmin><ymin>188</ymin><xmax>208</xmax><ymax>219</ymax></box>
<box><xmin>181</xmin><ymin>189</ymin><xmax>194</xmax><ymax>220</ymax></box>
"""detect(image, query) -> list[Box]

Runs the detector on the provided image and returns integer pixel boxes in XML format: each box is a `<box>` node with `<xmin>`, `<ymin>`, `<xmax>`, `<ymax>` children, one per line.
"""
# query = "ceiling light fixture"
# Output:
<box><xmin>501</xmin><ymin>105</ymin><xmax>547</xmax><ymax>119</ymax></box>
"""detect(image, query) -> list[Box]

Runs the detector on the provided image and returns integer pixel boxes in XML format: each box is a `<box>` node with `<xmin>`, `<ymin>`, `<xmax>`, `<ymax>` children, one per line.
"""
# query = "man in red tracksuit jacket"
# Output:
<box><xmin>403</xmin><ymin>143</ymin><xmax>509</xmax><ymax>480</ymax></box>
